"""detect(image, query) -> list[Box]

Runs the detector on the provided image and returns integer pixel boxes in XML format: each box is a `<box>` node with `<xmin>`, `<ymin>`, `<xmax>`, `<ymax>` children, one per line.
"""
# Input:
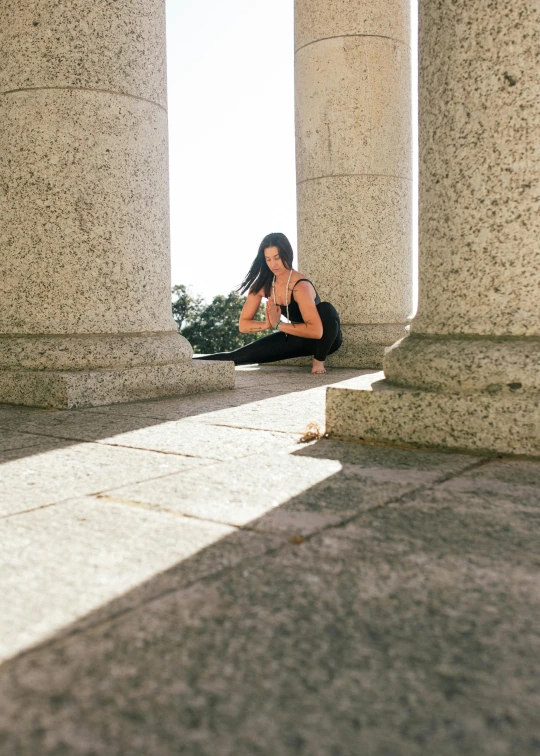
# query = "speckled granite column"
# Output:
<box><xmin>294</xmin><ymin>0</ymin><xmax>412</xmax><ymax>368</ymax></box>
<box><xmin>0</xmin><ymin>1</ymin><xmax>233</xmax><ymax>407</ymax></box>
<box><xmin>326</xmin><ymin>0</ymin><xmax>540</xmax><ymax>455</ymax></box>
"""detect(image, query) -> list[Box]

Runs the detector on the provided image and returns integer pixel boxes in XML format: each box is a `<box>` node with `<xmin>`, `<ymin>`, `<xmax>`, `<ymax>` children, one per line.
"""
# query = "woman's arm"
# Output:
<box><xmin>266</xmin><ymin>282</ymin><xmax>323</xmax><ymax>339</ymax></box>
<box><xmin>239</xmin><ymin>291</ymin><xmax>271</xmax><ymax>334</ymax></box>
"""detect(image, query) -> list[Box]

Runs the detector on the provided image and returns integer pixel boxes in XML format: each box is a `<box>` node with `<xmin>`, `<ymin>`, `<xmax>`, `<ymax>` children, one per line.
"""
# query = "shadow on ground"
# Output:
<box><xmin>0</xmin><ymin>366</ymin><xmax>369</xmax><ymax>468</ymax></box>
<box><xmin>1</xmin><ymin>430</ymin><xmax>539</xmax><ymax>755</ymax></box>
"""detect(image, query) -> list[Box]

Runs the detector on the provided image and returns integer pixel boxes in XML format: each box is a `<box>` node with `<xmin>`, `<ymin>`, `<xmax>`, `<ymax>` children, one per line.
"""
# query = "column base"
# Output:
<box><xmin>0</xmin><ymin>360</ymin><xmax>235</xmax><ymax>409</ymax></box>
<box><xmin>326</xmin><ymin>373</ymin><xmax>540</xmax><ymax>457</ymax></box>
<box><xmin>384</xmin><ymin>334</ymin><xmax>540</xmax><ymax>393</ymax></box>
<box><xmin>269</xmin><ymin>323</ymin><xmax>408</xmax><ymax>369</ymax></box>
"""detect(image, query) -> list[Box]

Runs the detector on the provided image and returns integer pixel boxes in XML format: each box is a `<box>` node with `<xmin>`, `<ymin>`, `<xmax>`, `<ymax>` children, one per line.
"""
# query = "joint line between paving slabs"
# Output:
<box><xmin>1</xmin><ymin>452</ymin><xmax>494</xmax><ymax>660</ymax></box>
<box><xmin>306</xmin><ymin>456</ymin><xmax>495</xmax><ymax>541</ymax></box>
<box><xmin>7</xmin><ymin>460</ymin><xmax>492</xmax><ymax>650</ymax></box>
<box><xmin>90</xmin><ymin>440</ymin><xmax>221</xmax><ymax>460</ymax></box>
<box><xmin>7</xmin><ymin>536</ymin><xmax>296</xmax><ymax>663</ymax></box>
<box><xmin>204</xmin><ymin>421</ymin><xmax>308</xmax><ymax>437</ymax></box>
<box><xmin>0</xmin><ymin>458</ymin><xmax>230</xmax><ymax>522</ymax></box>
<box><xmin>9</xmin><ymin>457</ymin><xmax>472</xmax><ymax>661</ymax></box>
<box><xmin>0</xmin><ymin>428</ymin><xmax>225</xmax><ymax>461</ymax></box>
<box><xmin>95</xmin><ymin>494</ymin><xmax>297</xmax><ymax>538</ymax></box>
<box><xmin>6</xmin><ymin>459</ymin><xmax>437</xmax><ymax>652</ymax></box>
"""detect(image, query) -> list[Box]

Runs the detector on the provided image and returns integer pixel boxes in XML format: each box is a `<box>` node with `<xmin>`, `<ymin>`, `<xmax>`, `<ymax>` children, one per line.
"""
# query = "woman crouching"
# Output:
<box><xmin>193</xmin><ymin>232</ymin><xmax>342</xmax><ymax>374</ymax></box>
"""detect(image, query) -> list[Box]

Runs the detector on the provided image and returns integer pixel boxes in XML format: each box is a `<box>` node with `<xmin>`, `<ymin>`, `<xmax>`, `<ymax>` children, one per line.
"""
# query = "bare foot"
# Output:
<box><xmin>311</xmin><ymin>359</ymin><xmax>326</xmax><ymax>374</ymax></box>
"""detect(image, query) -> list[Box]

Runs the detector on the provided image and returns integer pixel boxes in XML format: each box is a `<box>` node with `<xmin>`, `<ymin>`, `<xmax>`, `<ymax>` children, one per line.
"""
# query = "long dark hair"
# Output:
<box><xmin>238</xmin><ymin>232</ymin><xmax>294</xmax><ymax>297</ymax></box>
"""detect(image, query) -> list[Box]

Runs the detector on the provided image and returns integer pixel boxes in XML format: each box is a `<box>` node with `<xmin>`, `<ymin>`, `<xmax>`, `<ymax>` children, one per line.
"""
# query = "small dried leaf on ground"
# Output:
<box><xmin>299</xmin><ymin>421</ymin><xmax>327</xmax><ymax>443</ymax></box>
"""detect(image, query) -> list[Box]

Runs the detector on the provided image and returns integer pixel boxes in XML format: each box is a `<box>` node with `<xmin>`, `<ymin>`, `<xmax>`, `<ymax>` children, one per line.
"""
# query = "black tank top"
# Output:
<box><xmin>277</xmin><ymin>279</ymin><xmax>321</xmax><ymax>324</ymax></box>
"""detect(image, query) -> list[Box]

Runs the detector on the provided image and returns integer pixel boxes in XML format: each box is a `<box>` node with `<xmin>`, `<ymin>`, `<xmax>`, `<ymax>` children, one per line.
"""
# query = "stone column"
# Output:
<box><xmin>326</xmin><ymin>0</ymin><xmax>540</xmax><ymax>455</ymax></box>
<box><xmin>294</xmin><ymin>0</ymin><xmax>412</xmax><ymax>367</ymax></box>
<box><xmin>0</xmin><ymin>0</ymin><xmax>233</xmax><ymax>408</ymax></box>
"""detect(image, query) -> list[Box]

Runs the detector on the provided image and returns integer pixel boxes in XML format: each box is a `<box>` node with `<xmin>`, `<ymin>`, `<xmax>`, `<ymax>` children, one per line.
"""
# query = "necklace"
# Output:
<box><xmin>272</xmin><ymin>268</ymin><xmax>293</xmax><ymax>323</ymax></box>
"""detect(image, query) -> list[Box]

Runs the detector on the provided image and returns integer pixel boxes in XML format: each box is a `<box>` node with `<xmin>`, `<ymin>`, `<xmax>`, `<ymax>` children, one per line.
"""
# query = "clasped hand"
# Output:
<box><xmin>265</xmin><ymin>296</ymin><xmax>281</xmax><ymax>328</ymax></box>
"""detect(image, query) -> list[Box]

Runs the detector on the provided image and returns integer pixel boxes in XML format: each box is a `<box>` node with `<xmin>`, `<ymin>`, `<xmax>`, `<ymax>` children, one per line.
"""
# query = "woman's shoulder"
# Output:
<box><xmin>292</xmin><ymin>273</ymin><xmax>316</xmax><ymax>291</ymax></box>
<box><xmin>291</xmin><ymin>275</ymin><xmax>318</xmax><ymax>303</ymax></box>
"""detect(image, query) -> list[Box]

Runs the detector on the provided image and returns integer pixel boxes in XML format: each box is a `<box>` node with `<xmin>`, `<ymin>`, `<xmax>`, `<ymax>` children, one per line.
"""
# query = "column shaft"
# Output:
<box><xmin>0</xmin><ymin>0</ymin><xmax>233</xmax><ymax>406</ymax></box>
<box><xmin>295</xmin><ymin>0</ymin><xmax>412</xmax><ymax>367</ymax></box>
<box><xmin>384</xmin><ymin>0</ymin><xmax>540</xmax><ymax>391</ymax></box>
<box><xmin>326</xmin><ymin>0</ymin><xmax>540</xmax><ymax>455</ymax></box>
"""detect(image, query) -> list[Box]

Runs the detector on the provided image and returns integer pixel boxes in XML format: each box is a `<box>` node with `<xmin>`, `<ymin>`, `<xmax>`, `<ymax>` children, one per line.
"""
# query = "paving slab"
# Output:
<box><xmin>0</xmin><ymin>428</ymin><xmax>54</xmax><ymax>453</ymax></box>
<box><xmin>3</xmin><ymin>407</ymin><xmax>175</xmax><ymax>439</ymax></box>
<box><xmin>0</xmin><ymin>439</ymin><xmax>210</xmax><ymax>517</ymax></box>
<box><xmin>191</xmin><ymin>388</ymin><xmax>327</xmax><ymax>433</ymax></box>
<box><xmin>333</xmin><ymin>484</ymin><xmax>540</xmax><ymax>561</ymax></box>
<box><xmin>234</xmin><ymin>366</ymin><xmax>372</xmax><ymax>390</ymax></box>
<box><xmin>456</xmin><ymin>458</ymin><xmax>540</xmax><ymax>487</ymax></box>
<box><xmin>98</xmin><ymin>453</ymin><xmax>345</xmax><ymax>535</ymax></box>
<box><xmin>0</xmin><ymin>502</ymin><xmax>537</xmax><ymax>756</ymax></box>
<box><xmin>347</xmin><ymin>457</ymin><xmax>540</xmax><ymax>520</ymax></box>
<box><xmin>90</xmin><ymin>421</ymin><xmax>308</xmax><ymax>461</ymax></box>
<box><xmin>64</xmin><ymin>520</ymin><xmax>287</xmax><ymax>640</ymax></box>
<box><xmin>4</xmin><ymin>408</ymin><xmax>310</xmax><ymax>461</ymax></box>
<box><xmin>294</xmin><ymin>437</ymin><xmax>482</xmax><ymax>474</ymax></box>
<box><xmin>76</xmin><ymin>376</ymin><xmax>371</xmax><ymax>435</ymax></box>
<box><xmin>434</xmin><ymin>477</ymin><xmax>540</xmax><ymax>511</ymax></box>
<box><xmin>0</xmin><ymin>372</ymin><xmax>539</xmax><ymax>755</ymax></box>
<box><xmin>83</xmin><ymin>387</ymin><xmax>329</xmax><ymax>435</ymax></box>
<box><xmin>80</xmin><ymin>386</ymin><xmax>286</xmax><ymax>421</ymax></box>
<box><xmin>99</xmin><ymin>444</ymin><xmax>468</xmax><ymax>537</ymax></box>
<box><xmin>0</xmin><ymin>403</ymin><xmax>45</xmax><ymax>423</ymax></box>
<box><xmin>0</xmin><ymin>496</ymin><xmax>254</xmax><ymax>661</ymax></box>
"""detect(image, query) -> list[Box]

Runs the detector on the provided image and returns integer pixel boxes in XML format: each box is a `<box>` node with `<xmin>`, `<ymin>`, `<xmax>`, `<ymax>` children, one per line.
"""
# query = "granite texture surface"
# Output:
<box><xmin>412</xmin><ymin>0</ymin><xmax>540</xmax><ymax>337</ymax></box>
<box><xmin>363</xmin><ymin>0</ymin><xmax>540</xmax><ymax>455</ymax></box>
<box><xmin>0</xmin><ymin>360</ymin><xmax>235</xmax><ymax>409</ymax></box>
<box><xmin>0</xmin><ymin>332</ymin><xmax>191</xmax><ymax>371</ymax></box>
<box><xmin>296</xmin><ymin>36</ymin><xmax>411</xmax><ymax>183</ymax></box>
<box><xmin>0</xmin><ymin>367</ymin><xmax>539</xmax><ymax>754</ymax></box>
<box><xmin>4</xmin><ymin>413</ymin><xmax>305</xmax><ymax>462</ymax></box>
<box><xmin>0</xmin><ymin>437</ymin><xmax>208</xmax><ymax>518</ymax></box>
<box><xmin>0</xmin><ymin>497</ymin><xmax>277</xmax><ymax>662</ymax></box>
<box><xmin>0</xmin><ymin>1</ymin><xmax>213</xmax><ymax>410</ymax></box>
<box><xmin>384</xmin><ymin>334</ymin><xmax>540</xmax><ymax>394</ymax></box>
<box><xmin>99</xmin><ymin>448</ymin><xmax>458</xmax><ymax>535</ymax></box>
<box><xmin>326</xmin><ymin>376</ymin><xmax>540</xmax><ymax>457</ymax></box>
<box><xmin>297</xmin><ymin>175</ymin><xmax>412</xmax><ymax>324</ymax></box>
<box><xmin>0</xmin><ymin>0</ymin><xmax>167</xmax><ymax>106</ymax></box>
<box><xmin>0</xmin><ymin>429</ymin><xmax>56</xmax><ymax>454</ymax></box>
<box><xmin>294</xmin><ymin>0</ymin><xmax>412</xmax><ymax>370</ymax></box>
<box><xmin>0</xmin><ymin>89</ymin><xmax>174</xmax><ymax>336</ymax></box>
<box><xmin>3</xmin><ymin>523</ymin><xmax>537</xmax><ymax>755</ymax></box>
<box><xmin>295</xmin><ymin>0</ymin><xmax>410</xmax><ymax>51</ymax></box>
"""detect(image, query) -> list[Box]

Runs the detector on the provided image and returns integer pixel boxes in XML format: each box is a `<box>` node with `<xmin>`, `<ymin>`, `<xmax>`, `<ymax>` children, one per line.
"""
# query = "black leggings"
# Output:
<box><xmin>193</xmin><ymin>301</ymin><xmax>342</xmax><ymax>366</ymax></box>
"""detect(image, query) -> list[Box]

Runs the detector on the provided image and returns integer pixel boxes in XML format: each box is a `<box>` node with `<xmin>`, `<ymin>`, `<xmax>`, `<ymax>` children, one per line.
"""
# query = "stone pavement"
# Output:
<box><xmin>0</xmin><ymin>366</ymin><xmax>539</xmax><ymax>756</ymax></box>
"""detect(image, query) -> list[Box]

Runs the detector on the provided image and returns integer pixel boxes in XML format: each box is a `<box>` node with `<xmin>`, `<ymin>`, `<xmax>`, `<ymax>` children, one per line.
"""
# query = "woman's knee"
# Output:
<box><xmin>329</xmin><ymin>329</ymin><xmax>343</xmax><ymax>355</ymax></box>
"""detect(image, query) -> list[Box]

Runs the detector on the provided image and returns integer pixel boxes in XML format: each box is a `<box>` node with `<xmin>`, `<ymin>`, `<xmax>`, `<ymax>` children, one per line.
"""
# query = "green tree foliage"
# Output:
<box><xmin>172</xmin><ymin>285</ymin><xmax>266</xmax><ymax>354</ymax></box>
<box><xmin>171</xmin><ymin>285</ymin><xmax>205</xmax><ymax>330</ymax></box>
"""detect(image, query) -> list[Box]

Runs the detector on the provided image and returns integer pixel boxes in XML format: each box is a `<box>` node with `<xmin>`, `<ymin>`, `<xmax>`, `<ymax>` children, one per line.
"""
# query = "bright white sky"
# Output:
<box><xmin>166</xmin><ymin>0</ymin><xmax>296</xmax><ymax>301</ymax></box>
<box><xmin>165</xmin><ymin>0</ymin><xmax>418</xmax><ymax>305</ymax></box>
